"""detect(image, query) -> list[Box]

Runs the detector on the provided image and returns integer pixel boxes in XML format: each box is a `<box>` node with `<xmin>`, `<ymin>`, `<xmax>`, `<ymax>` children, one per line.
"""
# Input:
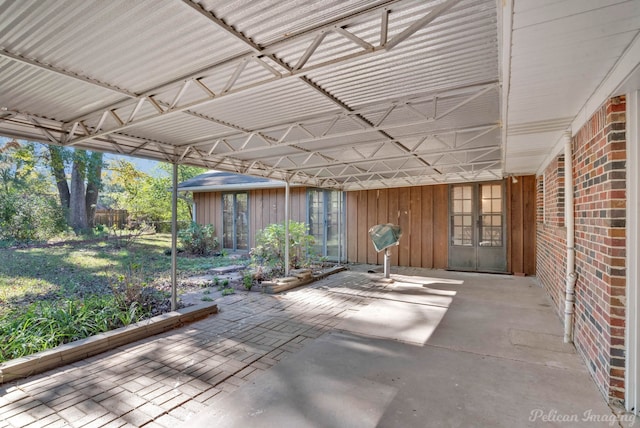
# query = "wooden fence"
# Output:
<box><xmin>94</xmin><ymin>209</ymin><xmax>128</xmax><ymax>229</ymax></box>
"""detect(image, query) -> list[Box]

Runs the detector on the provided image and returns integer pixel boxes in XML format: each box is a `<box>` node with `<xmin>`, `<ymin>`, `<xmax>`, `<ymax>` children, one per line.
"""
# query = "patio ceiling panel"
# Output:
<box><xmin>205</xmin><ymin>0</ymin><xmax>394</xmax><ymax>46</ymax></box>
<box><xmin>504</xmin><ymin>0</ymin><xmax>640</xmax><ymax>174</ymax></box>
<box><xmin>305</xmin><ymin>0</ymin><xmax>498</xmax><ymax>106</ymax></box>
<box><xmin>123</xmin><ymin>114</ymin><xmax>236</xmax><ymax>145</ymax></box>
<box><xmin>0</xmin><ymin>58</ymin><xmax>124</xmax><ymax>120</ymax></box>
<box><xmin>364</xmin><ymin>86</ymin><xmax>500</xmax><ymax>136</ymax></box>
<box><xmin>0</xmin><ymin>0</ymin><xmax>251</xmax><ymax>96</ymax></box>
<box><xmin>188</xmin><ymin>78</ymin><xmax>341</xmax><ymax>132</ymax></box>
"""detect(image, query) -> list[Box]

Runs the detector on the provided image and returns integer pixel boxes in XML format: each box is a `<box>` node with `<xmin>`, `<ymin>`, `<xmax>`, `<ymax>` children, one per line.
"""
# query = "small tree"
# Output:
<box><xmin>250</xmin><ymin>221</ymin><xmax>315</xmax><ymax>274</ymax></box>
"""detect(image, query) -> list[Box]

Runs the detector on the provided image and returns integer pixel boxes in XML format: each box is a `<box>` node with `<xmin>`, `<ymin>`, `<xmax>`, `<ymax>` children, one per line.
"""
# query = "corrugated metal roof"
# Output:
<box><xmin>3</xmin><ymin>0</ymin><xmax>632</xmax><ymax>189</ymax></box>
<box><xmin>0</xmin><ymin>0</ymin><xmax>504</xmax><ymax>190</ymax></box>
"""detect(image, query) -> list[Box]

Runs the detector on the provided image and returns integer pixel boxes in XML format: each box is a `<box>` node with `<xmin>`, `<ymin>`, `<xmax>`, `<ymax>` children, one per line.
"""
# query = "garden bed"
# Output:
<box><xmin>0</xmin><ymin>233</ymin><xmax>245</xmax><ymax>363</ymax></box>
<box><xmin>179</xmin><ymin>264</ymin><xmax>347</xmax><ymax>305</ymax></box>
<box><xmin>0</xmin><ymin>302</ymin><xmax>218</xmax><ymax>384</ymax></box>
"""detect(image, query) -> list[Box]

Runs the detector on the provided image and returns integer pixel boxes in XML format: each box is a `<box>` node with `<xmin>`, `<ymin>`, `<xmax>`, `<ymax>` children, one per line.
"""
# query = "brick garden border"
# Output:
<box><xmin>0</xmin><ymin>303</ymin><xmax>218</xmax><ymax>385</ymax></box>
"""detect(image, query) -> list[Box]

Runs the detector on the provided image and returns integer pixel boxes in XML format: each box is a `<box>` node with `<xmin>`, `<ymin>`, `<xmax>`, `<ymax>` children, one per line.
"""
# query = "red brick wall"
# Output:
<box><xmin>537</xmin><ymin>158</ymin><xmax>567</xmax><ymax>311</ymax></box>
<box><xmin>536</xmin><ymin>96</ymin><xmax>627</xmax><ymax>402</ymax></box>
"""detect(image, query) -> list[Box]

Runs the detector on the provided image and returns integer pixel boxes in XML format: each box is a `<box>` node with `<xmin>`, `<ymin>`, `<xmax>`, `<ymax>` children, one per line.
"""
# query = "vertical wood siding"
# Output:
<box><xmin>193</xmin><ymin>178</ymin><xmax>537</xmax><ymax>273</ymax></box>
<box><xmin>507</xmin><ymin>175</ymin><xmax>537</xmax><ymax>275</ymax></box>
<box><xmin>345</xmin><ymin>179</ymin><xmax>537</xmax><ymax>273</ymax></box>
<box><xmin>193</xmin><ymin>187</ymin><xmax>307</xmax><ymax>249</ymax></box>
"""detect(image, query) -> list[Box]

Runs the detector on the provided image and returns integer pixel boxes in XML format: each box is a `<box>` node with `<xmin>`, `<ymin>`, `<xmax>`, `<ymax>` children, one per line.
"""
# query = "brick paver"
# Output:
<box><xmin>0</xmin><ymin>270</ymin><xmax>378</xmax><ymax>427</ymax></box>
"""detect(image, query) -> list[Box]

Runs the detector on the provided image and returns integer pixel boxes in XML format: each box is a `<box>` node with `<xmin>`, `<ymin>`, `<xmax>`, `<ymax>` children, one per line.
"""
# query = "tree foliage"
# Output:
<box><xmin>0</xmin><ymin>136</ymin><xmax>205</xmax><ymax>241</ymax></box>
<box><xmin>103</xmin><ymin>160</ymin><xmax>205</xmax><ymax>227</ymax></box>
<box><xmin>0</xmin><ymin>140</ymin><xmax>67</xmax><ymax>241</ymax></box>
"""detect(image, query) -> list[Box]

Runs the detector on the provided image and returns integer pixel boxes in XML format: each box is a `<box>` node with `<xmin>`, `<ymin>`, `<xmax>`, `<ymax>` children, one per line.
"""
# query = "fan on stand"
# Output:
<box><xmin>368</xmin><ymin>223</ymin><xmax>402</xmax><ymax>281</ymax></box>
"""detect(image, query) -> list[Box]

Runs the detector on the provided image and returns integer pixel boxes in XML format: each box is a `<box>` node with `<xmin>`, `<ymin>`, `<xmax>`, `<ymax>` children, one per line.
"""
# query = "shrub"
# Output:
<box><xmin>250</xmin><ymin>221</ymin><xmax>315</xmax><ymax>274</ymax></box>
<box><xmin>178</xmin><ymin>222</ymin><xmax>219</xmax><ymax>255</ymax></box>
<box><xmin>108</xmin><ymin>221</ymin><xmax>155</xmax><ymax>249</ymax></box>
<box><xmin>108</xmin><ymin>262</ymin><xmax>168</xmax><ymax>318</ymax></box>
<box><xmin>0</xmin><ymin>192</ymin><xmax>67</xmax><ymax>242</ymax></box>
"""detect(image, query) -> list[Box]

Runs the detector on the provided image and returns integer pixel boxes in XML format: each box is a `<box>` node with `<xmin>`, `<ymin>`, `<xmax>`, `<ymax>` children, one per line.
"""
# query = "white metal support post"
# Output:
<box><xmin>563</xmin><ymin>130</ymin><xmax>577</xmax><ymax>343</ymax></box>
<box><xmin>284</xmin><ymin>181</ymin><xmax>290</xmax><ymax>277</ymax></box>
<box><xmin>171</xmin><ymin>162</ymin><xmax>178</xmax><ymax>311</ymax></box>
<box><xmin>626</xmin><ymin>90</ymin><xmax>639</xmax><ymax>413</ymax></box>
<box><xmin>384</xmin><ymin>248</ymin><xmax>391</xmax><ymax>279</ymax></box>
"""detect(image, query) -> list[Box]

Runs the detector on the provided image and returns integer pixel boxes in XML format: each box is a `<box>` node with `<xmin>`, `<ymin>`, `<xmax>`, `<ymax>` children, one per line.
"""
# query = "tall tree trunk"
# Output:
<box><xmin>48</xmin><ymin>146</ymin><xmax>70</xmax><ymax>220</ymax></box>
<box><xmin>69</xmin><ymin>158</ymin><xmax>88</xmax><ymax>232</ymax></box>
<box><xmin>85</xmin><ymin>152</ymin><xmax>103</xmax><ymax>228</ymax></box>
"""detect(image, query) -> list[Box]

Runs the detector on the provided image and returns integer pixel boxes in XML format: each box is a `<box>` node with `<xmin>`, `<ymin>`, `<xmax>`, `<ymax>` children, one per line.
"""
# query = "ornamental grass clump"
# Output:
<box><xmin>0</xmin><ymin>296</ymin><xmax>125</xmax><ymax>362</ymax></box>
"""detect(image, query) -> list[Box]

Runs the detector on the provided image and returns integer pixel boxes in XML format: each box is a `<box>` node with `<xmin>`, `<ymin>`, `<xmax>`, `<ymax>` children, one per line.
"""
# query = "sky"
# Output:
<box><xmin>104</xmin><ymin>153</ymin><xmax>165</xmax><ymax>176</ymax></box>
<box><xmin>1</xmin><ymin>136</ymin><xmax>166</xmax><ymax>177</ymax></box>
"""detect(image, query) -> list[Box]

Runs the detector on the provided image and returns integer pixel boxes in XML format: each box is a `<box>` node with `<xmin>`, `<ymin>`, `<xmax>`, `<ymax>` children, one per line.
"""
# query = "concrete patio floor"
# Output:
<box><xmin>1</xmin><ymin>267</ymin><xmax>637</xmax><ymax>427</ymax></box>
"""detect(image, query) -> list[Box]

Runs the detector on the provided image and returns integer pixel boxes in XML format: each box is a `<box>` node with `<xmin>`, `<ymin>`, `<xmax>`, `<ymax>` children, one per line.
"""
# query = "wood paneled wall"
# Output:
<box><xmin>346</xmin><ymin>185</ymin><xmax>449</xmax><ymax>269</ymax></box>
<box><xmin>345</xmin><ymin>177</ymin><xmax>537</xmax><ymax>274</ymax></box>
<box><xmin>192</xmin><ymin>177</ymin><xmax>537</xmax><ymax>274</ymax></box>
<box><xmin>507</xmin><ymin>175</ymin><xmax>537</xmax><ymax>275</ymax></box>
<box><xmin>193</xmin><ymin>187</ymin><xmax>307</xmax><ymax>249</ymax></box>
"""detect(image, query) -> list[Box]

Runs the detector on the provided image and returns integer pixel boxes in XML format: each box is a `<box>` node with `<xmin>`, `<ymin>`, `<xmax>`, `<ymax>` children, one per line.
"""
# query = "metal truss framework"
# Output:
<box><xmin>0</xmin><ymin>0</ymin><xmax>503</xmax><ymax>190</ymax></box>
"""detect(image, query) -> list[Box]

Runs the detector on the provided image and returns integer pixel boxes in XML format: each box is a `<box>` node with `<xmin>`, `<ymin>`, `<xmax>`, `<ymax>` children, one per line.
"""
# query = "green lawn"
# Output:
<box><xmin>0</xmin><ymin>234</ymin><xmax>237</xmax><ymax>309</ymax></box>
<box><xmin>0</xmin><ymin>233</ymin><xmax>245</xmax><ymax>362</ymax></box>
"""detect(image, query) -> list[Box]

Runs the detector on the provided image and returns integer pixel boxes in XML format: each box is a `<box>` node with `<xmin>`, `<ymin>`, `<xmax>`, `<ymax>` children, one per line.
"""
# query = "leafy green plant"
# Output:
<box><xmin>213</xmin><ymin>276</ymin><xmax>220</xmax><ymax>286</ymax></box>
<box><xmin>0</xmin><ymin>296</ymin><xmax>133</xmax><ymax>362</ymax></box>
<box><xmin>243</xmin><ymin>273</ymin><xmax>253</xmax><ymax>290</ymax></box>
<box><xmin>222</xmin><ymin>278</ymin><xmax>229</xmax><ymax>287</ymax></box>
<box><xmin>250</xmin><ymin>221</ymin><xmax>316</xmax><ymax>274</ymax></box>
<box><xmin>221</xmin><ymin>287</ymin><xmax>235</xmax><ymax>296</ymax></box>
<box><xmin>0</xmin><ymin>192</ymin><xmax>67</xmax><ymax>242</ymax></box>
<box><xmin>201</xmin><ymin>296</ymin><xmax>213</xmax><ymax>302</ymax></box>
<box><xmin>203</xmin><ymin>289</ymin><xmax>211</xmax><ymax>295</ymax></box>
<box><xmin>178</xmin><ymin>222</ymin><xmax>219</xmax><ymax>255</ymax></box>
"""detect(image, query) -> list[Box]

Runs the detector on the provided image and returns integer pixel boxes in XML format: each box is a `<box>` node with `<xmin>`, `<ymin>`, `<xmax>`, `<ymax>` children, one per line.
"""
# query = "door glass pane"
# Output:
<box><xmin>479</xmin><ymin>184</ymin><xmax>503</xmax><ymax>247</ymax></box>
<box><xmin>462</xmin><ymin>186</ymin><xmax>471</xmax><ymax>199</ymax></box>
<box><xmin>236</xmin><ymin>193</ymin><xmax>248</xmax><ymax>250</ymax></box>
<box><xmin>452</xmin><ymin>216</ymin><xmax>473</xmax><ymax>246</ymax></box>
<box><xmin>223</xmin><ymin>193</ymin><xmax>249</xmax><ymax>250</ymax></box>
<box><xmin>307</xmin><ymin>189</ymin><xmax>344</xmax><ymax>260</ymax></box>
<box><xmin>482</xmin><ymin>199</ymin><xmax>491</xmax><ymax>213</ymax></box>
<box><xmin>326</xmin><ymin>191</ymin><xmax>341</xmax><ymax>258</ymax></box>
<box><xmin>451</xmin><ymin>185</ymin><xmax>474</xmax><ymax>246</ymax></box>
<box><xmin>222</xmin><ymin>194</ymin><xmax>233</xmax><ymax>249</ymax></box>
<box><xmin>308</xmin><ymin>190</ymin><xmax>323</xmax><ymax>256</ymax></box>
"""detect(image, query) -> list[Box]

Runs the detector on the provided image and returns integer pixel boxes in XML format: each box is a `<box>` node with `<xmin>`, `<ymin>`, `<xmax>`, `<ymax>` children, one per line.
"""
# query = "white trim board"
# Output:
<box><xmin>572</xmin><ymin>30</ymin><xmax>640</xmax><ymax>136</ymax></box>
<box><xmin>625</xmin><ymin>89</ymin><xmax>639</xmax><ymax>414</ymax></box>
